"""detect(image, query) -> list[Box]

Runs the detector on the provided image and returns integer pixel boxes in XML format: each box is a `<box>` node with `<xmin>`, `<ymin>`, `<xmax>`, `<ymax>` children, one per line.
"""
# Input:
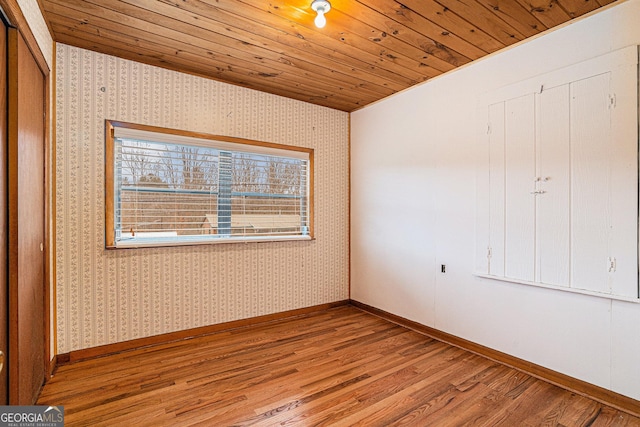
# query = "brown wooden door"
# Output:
<box><xmin>8</xmin><ymin>27</ymin><xmax>46</xmax><ymax>405</ymax></box>
<box><xmin>0</xmin><ymin>16</ymin><xmax>8</xmax><ymax>406</ymax></box>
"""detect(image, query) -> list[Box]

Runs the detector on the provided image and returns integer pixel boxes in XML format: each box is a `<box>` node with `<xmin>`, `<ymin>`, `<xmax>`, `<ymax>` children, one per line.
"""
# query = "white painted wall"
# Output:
<box><xmin>351</xmin><ymin>0</ymin><xmax>640</xmax><ymax>400</ymax></box>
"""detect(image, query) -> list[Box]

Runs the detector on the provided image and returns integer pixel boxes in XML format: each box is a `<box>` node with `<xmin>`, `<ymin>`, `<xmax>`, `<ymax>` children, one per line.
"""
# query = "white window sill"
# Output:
<box><xmin>108</xmin><ymin>234</ymin><xmax>313</xmax><ymax>249</ymax></box>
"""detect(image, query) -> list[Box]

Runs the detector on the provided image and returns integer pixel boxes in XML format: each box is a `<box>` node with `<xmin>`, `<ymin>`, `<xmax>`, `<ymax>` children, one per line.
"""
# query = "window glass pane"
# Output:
<box><xmin>230</xmin><ymin>153</ymin><xmax>307</xmax><ymax>236</ymax></box>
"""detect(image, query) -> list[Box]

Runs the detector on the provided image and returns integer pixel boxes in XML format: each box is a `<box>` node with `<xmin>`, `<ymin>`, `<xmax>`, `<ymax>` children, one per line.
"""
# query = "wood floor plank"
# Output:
<box><xmin>268</xmin><ymin>347</ymin><xmax>472</xmax><ymax>426</ymax></box>
<box><xmin>37</xmin><ymin>305</ymin><xmax>640</xmax><ymax>426</ymax></box>
<box><xmin>590</xmin><ymin>407</ymin><xmax>640</xmax><ymax>427</ymax></box>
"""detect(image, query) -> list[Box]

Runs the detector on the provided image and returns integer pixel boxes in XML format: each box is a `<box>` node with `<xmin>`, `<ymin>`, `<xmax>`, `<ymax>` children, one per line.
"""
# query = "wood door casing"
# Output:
<box><xmin>0</xmin><ymin>16</ymin><xmax>7</xmax><ymax>406</ymax></box>
<box><xmin>8</xmin><ymin>27</ymin><xmax>46</xmax><ymax>405</ymax></box>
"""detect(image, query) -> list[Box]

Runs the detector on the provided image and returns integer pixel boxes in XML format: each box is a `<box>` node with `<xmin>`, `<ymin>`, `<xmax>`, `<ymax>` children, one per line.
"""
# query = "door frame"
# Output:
<box><xmin>0</xmin><ymin>0</ymin><xmax>51</xmax><ymax>404</ymax></box>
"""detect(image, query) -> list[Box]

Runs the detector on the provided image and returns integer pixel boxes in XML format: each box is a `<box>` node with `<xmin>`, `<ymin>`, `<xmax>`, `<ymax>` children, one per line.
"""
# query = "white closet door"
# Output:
<box><xmin>475</xmin><ymin>131</ymin><xmax>490</xmax><ymax>274</ymax></box>
<box><xmin>537</xmin><ymin>85</ymin><xmax>571</xmax><ymax>287</ymax></box>
<box><xmin>570</xmin><ymin>73</ymin><xmax>611</xmax><ymax>294</ymax></box>
<box><xmin>609</xmin><ymin>60</ymin><xmax>638</xmax><ymax>298</ymax></box>
<box><xmin>488</xmin><ymin>102</ymin><xmax>505</xmax><ymax>276</ymax></box>
<box><xmin>505</xmin><ymin>94</ymin><xmax>536</xmax><ymax>282</ymax></box>
<box><xmin>476</xmin><ymin>47</ymin><xmax>638</xmax><ymax>299</ymax></box>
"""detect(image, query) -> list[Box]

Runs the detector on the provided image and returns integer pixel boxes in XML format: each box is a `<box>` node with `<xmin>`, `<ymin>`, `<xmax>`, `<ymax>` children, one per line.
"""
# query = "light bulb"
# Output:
<box><xmin>314</xmin><ymin>9</ymin><xmax>327</xmax><ymax>28</ymax></box>
<box><xmin>311</xmin><ymin>1</ymin><xmax>330</xmax><ymax>29</ymax></box>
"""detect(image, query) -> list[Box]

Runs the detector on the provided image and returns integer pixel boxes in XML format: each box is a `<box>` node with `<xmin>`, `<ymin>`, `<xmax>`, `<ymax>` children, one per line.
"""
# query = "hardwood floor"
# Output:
<box><xmin>38</xmin><ymin>305</ymin><xmax>640</xmax><ymax>426</ymax></box>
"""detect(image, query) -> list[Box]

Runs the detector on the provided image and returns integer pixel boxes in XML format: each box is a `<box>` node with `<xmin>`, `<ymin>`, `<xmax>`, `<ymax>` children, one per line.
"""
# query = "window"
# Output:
<box><xmin>105</xmin><ymin>121</ymin><xmax>313</xmax><ymax>248</ymax></box>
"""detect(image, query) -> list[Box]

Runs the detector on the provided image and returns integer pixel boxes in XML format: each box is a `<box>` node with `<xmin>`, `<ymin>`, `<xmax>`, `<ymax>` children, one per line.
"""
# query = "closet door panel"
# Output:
<box><xmin>570</xmin><ymin>73</ymin><xmax>611</xmax><ymax>294</ymax></box>
<box><xmin>504</xmin><ymin>94</ymin><xmax>535</xmax><ymax>282</ymax></box>
<box><xmin>609</xmin><ymin>64</ymin><xmax>638</xmax><ymax>298</ymax></box>
<box><xmin>537</xmin><ymin>85</ymin><xmax>571</xmax><ymax>287</ymax></box>
<box><xmin>488</xmin><ymin>102</ymin><xmax>505</xmax><ymax>276</ymax></box>
<box><xmin>476</xmin><ymin>107</ymin><xmax>491</xmax><ymax>274</ymax></box>
<box><xmin>7</xmin><ymin>28</ymin><xmax>46</xmax><ymax>405</ymax></box>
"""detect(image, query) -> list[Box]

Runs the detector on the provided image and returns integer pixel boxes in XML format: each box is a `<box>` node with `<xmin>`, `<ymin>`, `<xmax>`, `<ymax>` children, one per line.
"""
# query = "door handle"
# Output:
<box><xmin>0</xmin><ymin>351</ymin><xmax>4</xmax><ymax>374</ymax></box>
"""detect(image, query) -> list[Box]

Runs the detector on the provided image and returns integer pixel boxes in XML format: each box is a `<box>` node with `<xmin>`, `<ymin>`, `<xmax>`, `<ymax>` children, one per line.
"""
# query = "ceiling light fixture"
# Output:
<box><xmin>311</xmin><ymin>0</ymin><xmax>331</xmax><ymax>29</ymax></box>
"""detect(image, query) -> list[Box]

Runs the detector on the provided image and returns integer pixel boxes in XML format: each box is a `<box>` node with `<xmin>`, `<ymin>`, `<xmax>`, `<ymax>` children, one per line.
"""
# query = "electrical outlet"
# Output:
<box><xmin>441</xmin><ymin>264</ymin><xmax>446</xmax><ymax>273</ymax></box>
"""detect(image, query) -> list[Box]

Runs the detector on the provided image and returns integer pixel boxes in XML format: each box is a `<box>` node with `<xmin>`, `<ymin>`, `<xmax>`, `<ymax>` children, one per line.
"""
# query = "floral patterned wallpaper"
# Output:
<box><xmin>55</xmin><ymin>44</ymin><xmax>349</xmax><ymax>353</ymax></box>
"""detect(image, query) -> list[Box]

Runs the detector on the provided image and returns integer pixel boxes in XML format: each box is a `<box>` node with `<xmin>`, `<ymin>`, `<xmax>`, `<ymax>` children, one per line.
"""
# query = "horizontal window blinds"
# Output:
<box><xmin>107</xmin><ymin>122</ymin><xmax>312</xmax><ymax>248</ymax></box>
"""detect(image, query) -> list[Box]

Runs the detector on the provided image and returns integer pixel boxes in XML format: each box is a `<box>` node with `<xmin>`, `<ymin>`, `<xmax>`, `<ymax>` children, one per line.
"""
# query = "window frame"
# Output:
<box><xmin>104</xmin><ymin>120</ymin><xmax>314</xmax><ymax>249</ymax></box>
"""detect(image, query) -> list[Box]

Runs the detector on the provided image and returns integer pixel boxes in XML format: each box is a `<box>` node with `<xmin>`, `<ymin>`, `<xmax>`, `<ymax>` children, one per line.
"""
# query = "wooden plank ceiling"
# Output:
<box><xmin>39</xmin><ymin>0</ymin><xmax>618</xmax><ymax>112</ymax></box>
